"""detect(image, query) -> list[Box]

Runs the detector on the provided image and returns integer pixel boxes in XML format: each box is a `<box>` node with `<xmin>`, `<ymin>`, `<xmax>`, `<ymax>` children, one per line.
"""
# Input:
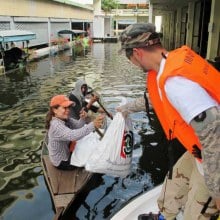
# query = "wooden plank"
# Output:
<box><xmin>41</xmin><ymin>140</ymin><xmax>94</xmax><ymax>219</ymax></box>
<box><xmin>54</xmin><ymin>194</ymin><xmax>76</xmax><ymax>208</ymax></box>
<box><xmin>53</xmin><ymin>207</ymin><xmax>64</xmax><ymax>220</ymax></box>
<box><xmin>74</xmin><ymin>168</ymin><xmax>91</xmax><ymax>192</ymax></box>
<box><xmin>42</xmin><ymin>155</ymin><xmax>77</xmax><ymax>194</ymax></box>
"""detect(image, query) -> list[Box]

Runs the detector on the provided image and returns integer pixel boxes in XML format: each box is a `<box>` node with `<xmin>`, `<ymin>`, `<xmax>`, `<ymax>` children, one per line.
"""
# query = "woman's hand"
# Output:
<box><xmin>93</xmin><ymin>114</ymin><xmax>105</xmax><ymax>129</ymax></box>
<box><xmin>80</xmin><ymin>109</ymin><xmax>88</xmax><ymax>119</ymax></box>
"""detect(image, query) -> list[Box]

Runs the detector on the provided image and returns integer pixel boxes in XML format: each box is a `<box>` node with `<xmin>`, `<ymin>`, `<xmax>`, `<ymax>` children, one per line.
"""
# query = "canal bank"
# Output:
<box><xmin>0</xmin><ymin>43</ymin><xmax>171</xmax><ymax>219</ymax></box>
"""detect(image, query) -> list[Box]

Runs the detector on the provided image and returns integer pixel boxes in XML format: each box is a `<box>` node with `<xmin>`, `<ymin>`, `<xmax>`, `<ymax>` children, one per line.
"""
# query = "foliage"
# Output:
<box><xmin>101</xmin><ymin>0</ymin><xmax>119</xmax><ymax>12</ymax></box>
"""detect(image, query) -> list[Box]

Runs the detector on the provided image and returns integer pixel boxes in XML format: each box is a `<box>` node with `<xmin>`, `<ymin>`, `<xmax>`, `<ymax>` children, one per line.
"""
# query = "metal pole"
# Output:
<box><xmin>149</xmin><ymin>3</ymin><xmax>153</xmax><ymax>23</ymax></box>
<box><xmin>26</xmin><ymin>41</ymin><xmax>29</xmax><ymax>61</ymax></box>
<box><xmin>199</xmin><ymin>0</ymin><xmax>206</xmax><ymax>56</ymax></box>
<box><xmin>1</xmin><ymin>51</ymin><xmax>6</xmax><ymax>75</ymax></box>
<box><xmin>48</xmin><ymin>17</ymin><xmax>51</xmax><ymax>48</ymax></box>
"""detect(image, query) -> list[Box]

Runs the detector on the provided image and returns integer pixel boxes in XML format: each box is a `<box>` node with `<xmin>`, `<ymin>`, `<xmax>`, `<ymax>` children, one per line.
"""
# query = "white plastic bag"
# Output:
<box><xmin>85</xmin><ymin>112</ymin><xmax>133</xmax><ymax>177</ymax></box>
<box><xmin>70</xmin><ymin>132</ymin><xmax>100</xmax><ymax>167</ymax></box>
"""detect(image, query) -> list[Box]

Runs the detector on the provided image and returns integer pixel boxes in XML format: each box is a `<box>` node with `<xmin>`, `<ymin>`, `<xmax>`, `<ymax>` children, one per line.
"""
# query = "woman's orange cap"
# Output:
<box><xmin>50</xmin><ymin>95</ymin><xmax>74</xmax><ymax>107</ymax></box>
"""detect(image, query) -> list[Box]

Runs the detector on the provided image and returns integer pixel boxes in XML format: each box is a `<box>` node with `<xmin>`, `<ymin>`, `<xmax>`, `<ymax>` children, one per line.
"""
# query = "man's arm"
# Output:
<box><xmin>117</xmin><ymin>94</ymin><xmax>149</xmax><ymax>117</ymax></box>
<box><xmin>165</xmin><ymin>76</ymin><xmax>219</xmax><ymax>209</ymax></box>
<box><xmin>191</xmin><ymin>107</ymin><xmax>220</xmax><ymax>209</ymax></box>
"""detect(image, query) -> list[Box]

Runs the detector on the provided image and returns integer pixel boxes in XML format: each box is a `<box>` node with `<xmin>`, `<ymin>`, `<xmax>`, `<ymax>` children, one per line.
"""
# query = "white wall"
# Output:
<box><xmin>104</xmin><ymin>17</ymin><xmax>112</xmax><ymax>36</ymax></box>
<box><xmin>93</xmin><ymin>16</ymin><xmax>104</xmax><ymax>38</ymax></box>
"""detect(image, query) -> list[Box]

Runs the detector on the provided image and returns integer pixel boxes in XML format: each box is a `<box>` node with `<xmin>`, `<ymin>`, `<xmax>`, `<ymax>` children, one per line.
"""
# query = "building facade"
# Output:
<box><xmin>150</xmin><ymin>0</ymin><xmax>220</xmax><ymax>60</ymax></box>
<box><xmin>0</xmin><ymin>0</ymin><xmax>93</xmax><ymax>47</ymax></box>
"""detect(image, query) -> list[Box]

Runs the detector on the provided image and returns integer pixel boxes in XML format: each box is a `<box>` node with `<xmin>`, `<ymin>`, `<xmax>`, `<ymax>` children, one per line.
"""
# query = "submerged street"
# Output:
<box><xmin>0</xmin><ymin>43</ymin><xmax>171</xmax><ymax>219</ymax></box>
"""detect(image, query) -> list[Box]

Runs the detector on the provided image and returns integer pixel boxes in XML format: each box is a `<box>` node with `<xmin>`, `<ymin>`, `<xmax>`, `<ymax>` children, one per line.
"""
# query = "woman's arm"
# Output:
<box><xmin>50</xmin><ymin>119</ymin><xmax>95</xmax><ymax>142</ymax></box>
<box><xmin>69</xmin><ymin>117</ymin><xmax>86</xmax><ymax>128</ymax></box>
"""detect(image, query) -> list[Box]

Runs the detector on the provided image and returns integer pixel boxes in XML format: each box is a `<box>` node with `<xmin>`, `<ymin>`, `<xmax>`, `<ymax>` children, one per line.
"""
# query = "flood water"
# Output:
<box><xmin>0</xmin><ymin>43</ymin><xmax>173</xmax><ymax>220</ymax></box>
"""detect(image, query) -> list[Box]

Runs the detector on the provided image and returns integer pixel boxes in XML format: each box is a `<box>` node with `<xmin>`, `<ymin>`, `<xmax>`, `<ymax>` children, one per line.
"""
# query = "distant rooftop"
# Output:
<box><xmin>52</xmin><ymin>0</ymin><xmax>93</xmax><ymax>10</ymax></box>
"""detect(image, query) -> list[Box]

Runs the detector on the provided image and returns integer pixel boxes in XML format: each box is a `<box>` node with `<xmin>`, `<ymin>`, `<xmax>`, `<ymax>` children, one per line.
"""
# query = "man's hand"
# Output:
<box><xmin>86</xmin><ymin>94</ymin><xmax>99</xmax><ymax>110</ymax></box>
<box><xmin>116</xmin><ymin>106</ymin><xmax>129</xmax><ymax>118</ymax></box>
<box><xmin>80</xmin><ymin>109</ymin><xmax>88</xmax><ymax>119</ymax></box>
<box><xmin>93</xmin><ymin>114</ymin><xmax>105</xmax><ymax>129</ymax></box>
<box><xmin>215</xmin><ymin>198</ymin><xmax>220</xmax><ymax>210</ymax></box>
<box><xmin>91</xmin><ymin>94</ymin><xmax>99</xmax><ymax>103</ymax></box>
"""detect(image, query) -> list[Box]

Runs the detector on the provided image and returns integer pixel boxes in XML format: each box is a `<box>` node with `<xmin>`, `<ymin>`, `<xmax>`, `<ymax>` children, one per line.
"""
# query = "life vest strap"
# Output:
<box><xmin>192</xmin><ymin>145</ymin><xmax>202</xmax><ymax>159</ymax></box>
<box><xmin>144</xmin><ymin>91</ymin><xmax>151</xmax><ymax>123</ymax></box>
<box><xmin>168</xmin><ymin>129</ymin><xmax>174</xmax><ymax>179</ymax></box>
<box><xmin>200</xmin><ymin>196</ymin><xmax>212</xmax><ymax>214</ymax></box>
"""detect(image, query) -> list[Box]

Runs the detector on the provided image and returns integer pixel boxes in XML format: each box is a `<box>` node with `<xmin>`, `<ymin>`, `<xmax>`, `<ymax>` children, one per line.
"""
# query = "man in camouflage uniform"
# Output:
<box><xmin>117</xmin><ymin>23</ymin><xmax>220</xmax><ymax>219</ymax></box>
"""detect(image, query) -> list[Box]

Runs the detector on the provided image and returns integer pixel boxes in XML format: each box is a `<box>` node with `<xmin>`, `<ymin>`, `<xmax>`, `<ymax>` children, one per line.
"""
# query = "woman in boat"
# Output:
<box><xmin>45</xmin><ymin>94</ymin><xmax>104</xmax><ymax>170</ymax></box>
<box><xmin>69</xmin><ymin>79</ymin><xmax>105</xmax><ymax>120</ymax></box>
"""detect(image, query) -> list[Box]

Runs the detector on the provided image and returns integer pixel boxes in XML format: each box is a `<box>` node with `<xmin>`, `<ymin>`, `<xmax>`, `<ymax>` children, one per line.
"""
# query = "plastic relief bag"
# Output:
<box><xmin>70</xmin><ymin>112</ymin><xmax>133</xmax><ymax>177</ymax></box>
<box><xmin>85</xmin><ymin>112</ymin><xmax>133</xmax><ymax>177</ymax></box>
<box><xmin>70</xmin><ymin>132</ymin><xmax>100</xmax><ymax>167</ymax></box>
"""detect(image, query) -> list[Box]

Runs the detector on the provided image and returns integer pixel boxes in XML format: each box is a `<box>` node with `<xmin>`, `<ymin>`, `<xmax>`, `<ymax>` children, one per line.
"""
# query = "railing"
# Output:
<box><xmin>110</xmin><ymin>8</ymin><xmax>149</xmax><ymax>15</ymax></box>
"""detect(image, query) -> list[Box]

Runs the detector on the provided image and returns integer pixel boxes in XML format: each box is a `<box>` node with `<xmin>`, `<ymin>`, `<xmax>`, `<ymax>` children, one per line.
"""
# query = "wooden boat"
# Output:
<box><xmin>0</xmin><ymin>30</ymin><xmax>36</xmax><ymax>75</ymax></box>
<box><xmin>111</xmin><ymin>184</ymin><xmax>183</xmax><ymax>220</ymax></box>
<box><xmin>41</xmin><ymin>136</ymin><xmax>93</xmax><ymax>220</ymax></box>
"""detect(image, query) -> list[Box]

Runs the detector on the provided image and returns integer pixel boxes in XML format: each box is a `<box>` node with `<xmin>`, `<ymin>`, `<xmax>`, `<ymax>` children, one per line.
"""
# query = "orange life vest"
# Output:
<box><xmin>147</xmin><ymin>46</ymin><xmax>220</xmax><ymax>157</ymax></box>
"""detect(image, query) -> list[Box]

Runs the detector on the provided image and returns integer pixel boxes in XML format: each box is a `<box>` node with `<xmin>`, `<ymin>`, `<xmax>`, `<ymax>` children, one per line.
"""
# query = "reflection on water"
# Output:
<box><xmin>0</xmin><ymin>44</ymin><xmax>171</xmax><ymax>220</ymax></box>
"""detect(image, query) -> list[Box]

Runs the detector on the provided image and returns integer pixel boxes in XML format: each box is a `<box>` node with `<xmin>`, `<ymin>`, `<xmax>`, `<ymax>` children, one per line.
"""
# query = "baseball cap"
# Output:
<box><xmin>119</xmin><ymin>23</ymin><xmax>161</xmax><ymax>52</ymax></box>
<box><xmin>50</xmin><ymin>95</ymin><xmax>74</xmax><ymax>107</ymax></box>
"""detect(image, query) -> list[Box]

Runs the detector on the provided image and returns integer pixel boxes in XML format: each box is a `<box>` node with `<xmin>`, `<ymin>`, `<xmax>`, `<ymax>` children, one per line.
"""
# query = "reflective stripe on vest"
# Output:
<box><xmin>147</xmin><ymin>46</ymin><xmax>220</xmax><ymax>159</ymax></box>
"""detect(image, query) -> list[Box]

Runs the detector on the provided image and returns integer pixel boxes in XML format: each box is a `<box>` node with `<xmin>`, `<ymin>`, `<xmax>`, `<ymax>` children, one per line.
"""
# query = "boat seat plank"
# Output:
<box><xmin>54</xmin><ymin>194</ymin><xmax>76</xmax><ymax>208</ymax></box>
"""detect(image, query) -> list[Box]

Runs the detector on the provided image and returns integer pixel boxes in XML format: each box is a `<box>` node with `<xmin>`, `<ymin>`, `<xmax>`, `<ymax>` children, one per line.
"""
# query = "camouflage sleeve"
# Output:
<box><xmin>191</xmin><ymin>107</ymin><xmax>220</xmax><ymax>199</ymax></box>
<box><xmin>119</xmin><ymin>96</ymin><xmax>147</xmax><ymax>117</ymax></box>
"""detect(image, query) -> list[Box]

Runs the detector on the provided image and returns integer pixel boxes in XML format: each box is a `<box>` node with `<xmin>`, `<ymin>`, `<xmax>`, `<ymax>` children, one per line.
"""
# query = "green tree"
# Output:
<box><xmin>101</xmin><ymin>0</ymin><xmax>119</xmax><ymax>12</ymax></box>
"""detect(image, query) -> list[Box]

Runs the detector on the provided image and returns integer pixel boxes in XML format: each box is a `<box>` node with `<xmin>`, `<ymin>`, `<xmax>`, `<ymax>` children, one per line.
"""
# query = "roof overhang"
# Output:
<box><xmin>52</xmin><ymin>0</ymin><xmax>93</xmax><ymax>11</ymax></box>
<box><xmin>0</xmin><ymin>30</ymin><xmax>36</xmax><ymax>43</ymax></box>
<box><xmin>58</xmin><ymin>29</ymin><xmax>86</xmax><ymax>35</ymax></box>
<box><xmin>150</xmin><ymin>0</ymin><xmax>192</xmax><ymax>14</ymax></box>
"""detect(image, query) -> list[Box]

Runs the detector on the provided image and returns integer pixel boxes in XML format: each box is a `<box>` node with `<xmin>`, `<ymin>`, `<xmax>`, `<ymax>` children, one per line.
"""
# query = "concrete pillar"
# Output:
<box><xmin>164</xmin><ymin>14</ymin><xmax>169</xmax><ymax>49</ymax></box>
<box><xmin>206</xmin><ymin>0</ymin><xmax>220</xmax><ymax>59</ymax></box>
<box><xmin>10</xmin><ymin>16</ymin><xmax>15</xmax><ymax>29</ymax></box>
<box><xmin>48</xmin><ymin>17</ymin><xmax>51</xmax><ymax>47</ymax></box>
<box><xmin>93</xmin><ymin>0</ymin><xmax>101</xmax><ymax>15</ymax></box>
<box><xmin>149</xmin><ymin>3</ymin><xmax>153</xmax><ymax>23</ymax></box>
<box><xmin>116</xmin><ymin>19</ymin><xmax>118</xmax><ymax>36</ymax></box>
<box><xmin>161</xmin><ymin>15</ymin><xmax>165</xmax><ymax>47</ymax></box>
<box><xmin>110</xmin><ymin>16</ymin><xmax>114</xmax><ymax>36</ymax></box>
<box><xmin>152</xmin><ymin>15</ymin><xmax>155</xmax><ymax>25</ymax></box>
<box><xmin>69</xmin><ymin>19</ymin><xmax>72</xmax><ymax>42</ymax></box>
<box><xmin>175</xmin><ymin>7</ymin><xmax>182</xmax><ymax>48</ymax></box>
<box><xmin>169</xmin><ymin>12</ymin><xmax>175</xmax><ymax>50</ymax></box>
<box><xmin>186</xmin><ymin>2</ymin><xmax>195</xmax><ymax>47</ymax></box>
<box><xmin>162</xmin><ymin>14</ymin><xmax>170</xmax><ymax>49</ymax></box>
